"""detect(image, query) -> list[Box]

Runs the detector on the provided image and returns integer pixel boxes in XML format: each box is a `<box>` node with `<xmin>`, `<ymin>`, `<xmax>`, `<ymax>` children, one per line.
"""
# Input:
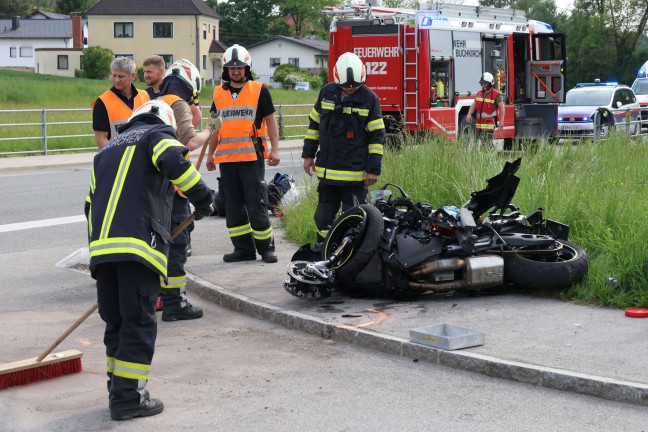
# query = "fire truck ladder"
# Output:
<box><xmin>402</xmin><ymin>18</ymin><xmax>418</xmax><ymax>127</ymax></box>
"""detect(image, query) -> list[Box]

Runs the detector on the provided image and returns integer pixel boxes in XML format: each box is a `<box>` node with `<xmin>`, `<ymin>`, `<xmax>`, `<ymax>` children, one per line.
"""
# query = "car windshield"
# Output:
<box><xmin>631</xmin><ymin>80</ymin><xmax>648</xmax><ymax>95</ymax></box>
<box><xmin>564</xmin><ymin>88</ymin><xmax>613</xmax><ymax>106</ymax></box>
<box><xmin>296</xmin><ymin>82</ymin><xmax>308</xmax><ymax>87</ymax></box>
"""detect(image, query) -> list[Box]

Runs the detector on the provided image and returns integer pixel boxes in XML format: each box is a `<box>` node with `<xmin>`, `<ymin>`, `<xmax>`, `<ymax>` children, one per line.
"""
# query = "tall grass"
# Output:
<box><xmin>282</xmin><ymin>133</ymin><xmax>648</xmax><ymax>308</ymax></box>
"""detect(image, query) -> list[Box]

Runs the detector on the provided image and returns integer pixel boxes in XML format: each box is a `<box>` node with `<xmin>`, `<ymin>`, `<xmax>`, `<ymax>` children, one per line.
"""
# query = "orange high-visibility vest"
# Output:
<box><xmin>474</xmin><ymin>88</ymin><xmax>500</xmax><ymax>131</ymax></box>
<box><xmin>213</xmin><ymin>81</ymin><xmax>268</xmax><ymax>164</ymax></box>
<box><xmin>96</xmin><ymin>89</ymin><xmax>149</xmax><ymax>138</ymax></box>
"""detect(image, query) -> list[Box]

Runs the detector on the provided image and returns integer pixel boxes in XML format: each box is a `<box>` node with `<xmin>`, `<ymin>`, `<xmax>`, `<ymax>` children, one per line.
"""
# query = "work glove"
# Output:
<box><xmin>208</xmin><ymin>109</ymin><xmax>222</xmax><ymax>134</ymax></box>
<box><xmin>194</xmin><ymin>202</ymin><xmax>214</xmax><ymax>221</ymax></box>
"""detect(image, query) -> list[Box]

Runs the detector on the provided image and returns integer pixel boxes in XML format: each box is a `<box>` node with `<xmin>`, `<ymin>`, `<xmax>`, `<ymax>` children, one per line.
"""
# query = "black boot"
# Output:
<box><xmin>260</xmin><ymin>250</ymin><xmax>278</xmax><ymax>263</ymax></box>
<box><xmin>111</xmin><ymin>396</ymin><xmax>164</xmax><ymax>421</ymax></box>
<box><xmin>223</xmin><ymin>249</ymin><xmax>256</xmax><ymax>262</ymax></box>
<box><xmin>162</xmin><ymin>303</ymin><xmax>203</xmax><ymax>322</ymax></box>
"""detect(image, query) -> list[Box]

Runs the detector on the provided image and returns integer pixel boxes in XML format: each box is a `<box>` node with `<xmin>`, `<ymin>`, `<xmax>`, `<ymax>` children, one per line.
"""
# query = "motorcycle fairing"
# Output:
<box><xmin>466</xmin><ymin>158</ymin><xmax>522</xmax><ymax>218</ymax></box>
<box><xmin>394</xmin><ymin>235</ymin><xmax>444</xmax><ymax>269</ymax></box>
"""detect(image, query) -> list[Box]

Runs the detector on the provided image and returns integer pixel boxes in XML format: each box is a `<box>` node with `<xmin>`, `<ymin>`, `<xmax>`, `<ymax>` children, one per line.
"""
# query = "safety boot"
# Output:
<box><xmin>110</xmin><ymin>396</ymin><xmax>164</xmax><ymax>421</ymax></box>
<box><xmin>260</xmin><ymin>250</ymin><xmax>278</xmax><ymax>263</ymax></box>
<box><xmin>162</xmin><ymin>303</ymin><xmax>203</xmax><ymax>322</ymax></box>
<box><xmin>223</xmin><ymin>249</ymin><xmax>256</xmax><ymax>262</ymax></box>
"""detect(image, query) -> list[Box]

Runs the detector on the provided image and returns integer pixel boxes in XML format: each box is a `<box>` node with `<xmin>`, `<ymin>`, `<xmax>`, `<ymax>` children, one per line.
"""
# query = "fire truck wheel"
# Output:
<box><xmin>459</xmin><ymin>114</ymin><xmax>478</xmax><ymax>143</ymax></box>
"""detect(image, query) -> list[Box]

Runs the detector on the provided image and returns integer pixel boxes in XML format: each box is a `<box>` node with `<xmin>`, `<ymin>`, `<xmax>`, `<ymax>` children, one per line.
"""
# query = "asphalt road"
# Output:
<box><xmin>1</xmin><ymin>158</ymin><xmax>647</xmax><ymax>430</ymax></box>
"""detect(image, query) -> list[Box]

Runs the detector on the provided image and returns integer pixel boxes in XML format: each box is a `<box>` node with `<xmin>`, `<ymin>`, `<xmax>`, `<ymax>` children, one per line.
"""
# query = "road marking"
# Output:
<box><xmin>0</xmin><ymin>215</ymin><xmax>86</xmax><ymax>233</ymax></box>
<box><xmin>336</xmin><ymin>308</ymin><xmax>388</xmax><ymax>329</ymax></box>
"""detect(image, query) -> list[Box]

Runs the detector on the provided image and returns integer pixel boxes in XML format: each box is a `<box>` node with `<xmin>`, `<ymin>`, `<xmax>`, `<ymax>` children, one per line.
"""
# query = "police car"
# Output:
<box><xmin>631</xmin><ymin>61</ymin><xmax>648</xmax><ymax>127</ymax></box>
<box><xmin>558</xmin><ymin>80</ymin><xmax>641</xmax><ymax>138</ymax></box>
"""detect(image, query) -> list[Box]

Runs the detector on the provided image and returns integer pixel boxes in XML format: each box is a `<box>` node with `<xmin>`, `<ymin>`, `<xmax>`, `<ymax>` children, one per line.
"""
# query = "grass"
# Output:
<box><xmin>0</xmin><ymin>69</ymin><xmax>316</xmax><ymax>154</ymax></box>
<box><xmin>282</xmin><ymin>132</ymin><xmax>648</xmax><ymax>309</ymax></box>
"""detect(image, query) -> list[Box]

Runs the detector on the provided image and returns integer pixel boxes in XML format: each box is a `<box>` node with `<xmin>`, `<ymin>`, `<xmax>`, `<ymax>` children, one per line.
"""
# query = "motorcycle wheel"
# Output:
<box><xmin>503</xmin><ymin>240</ymin><xmax>588</xmax><ymax>290</ymax></box>
<box><xmin>323</xmin><ymin>204</ymin><xmax>384</xmax><ymax>281</ymax></box>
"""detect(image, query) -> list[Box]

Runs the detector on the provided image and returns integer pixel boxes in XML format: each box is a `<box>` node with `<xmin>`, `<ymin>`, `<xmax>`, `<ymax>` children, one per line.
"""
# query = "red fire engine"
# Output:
<box><xmin>324</xmin><ymin>2</ymin><xmax>567</xmax><ymax>146</ymax></box>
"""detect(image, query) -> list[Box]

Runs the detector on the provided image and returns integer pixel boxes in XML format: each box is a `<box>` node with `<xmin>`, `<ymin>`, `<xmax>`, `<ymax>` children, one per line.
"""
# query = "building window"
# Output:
<box><xmin>203</xmin><ymin>23</ymin><xmax>207</xmax><ymax>39</ymax></box>
<box><xmin>153</xmin><ymin>22</ymin><xmax>172</xmax><ymax>38</ymax></box>
<box><xmin>114</xmin><ymin>22</ymin><xmax>133</xmax><ymax>38</ymax></box>
<box><xmin>213</xmin><ymin>28</ymin><xmax>215</xmax><ymax>40</ymax></box>
<box><xmin>160</xmin><ymin>54</ymin><xmax>173</xmax><ymax>68</ymax></box>
<box><xmin>288</xmin><ymin>58</ymin><xmax>299</xmax><ymax>67</ymax></box>
<box><xmin>270</xmin><ymin>58</ymin><xmax>281</xmax><ymax>67</ymax></box>
<box><xmin>20</xmin><ymin>47</ymin><xmax>33</xmax><ymax>57</ymax></box>
<box><xmin>115</xmin><ymin>54</ymin><xmax>134</xmax><ymax>60</ymax></box>
<box><xmin>10</xmin><ymin>47</ymin><xmax>16</xmax><ymax>58</ymax></box>
<box><xmin>203</xmin><ymin>55</ymin><xmax>207</xmax><ymax>70</ymax></box>
<box><xmin>58</xmin><ymin>55</ymin><xmax>69</xmax><ymax>70</ymax></box>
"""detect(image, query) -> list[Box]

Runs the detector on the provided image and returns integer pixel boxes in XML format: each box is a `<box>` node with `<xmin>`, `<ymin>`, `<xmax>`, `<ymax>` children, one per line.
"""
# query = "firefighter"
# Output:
<box><xmin>465</xmin><ymin>72</ymin><xmax>505</xmax><ymax>139</ymax></box>
<box><xmin>206</xmin><ymin>44</ymin><xmax>280</xmax><ymax>264</ymax></box>
<box><xmin>153</xmin><ymin>59</ymin><xmax>221</xmax><ymax>321</ymax></box>
<box><xmin>302</xmin><ymin>52</ymin><xmax>386</xmax><ymax>245</ymax></box>
<box><xmin>92</xmin><ymin>57</ymin><xmax>150</xmax><ymax>149</ymax></box>
<box><xmin>85</xmin><ymin>99</ymin><xmax>214</xmax><ymax>420</ymax></box>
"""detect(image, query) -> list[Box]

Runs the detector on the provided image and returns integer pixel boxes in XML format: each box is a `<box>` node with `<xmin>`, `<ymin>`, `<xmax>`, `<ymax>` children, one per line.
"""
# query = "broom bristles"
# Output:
<box><xmin>0</xmin><ymin>350</ymin><xmax>84</xmax><ymax>390</ymax></box>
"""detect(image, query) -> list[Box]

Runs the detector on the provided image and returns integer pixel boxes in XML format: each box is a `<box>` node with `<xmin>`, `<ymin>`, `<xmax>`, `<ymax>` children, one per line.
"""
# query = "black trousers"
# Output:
<box><xmin>314</xmin><ymin>182</ymin><xmax>368</xmax><ymax>242</ymax></box>
<box><xmin>219</xmin><ymin>158</ymin><xmax>273</xmax><ymax>254</ymax></box>
<box><xmin>96</xmin><ymin>261</ymin><xmax>159</xmax><ymax>410</ymax></box>
<box><xmin>160</xmin><ymin>193</ymin><xmax>191</xmax><ymax>309</ymax></box>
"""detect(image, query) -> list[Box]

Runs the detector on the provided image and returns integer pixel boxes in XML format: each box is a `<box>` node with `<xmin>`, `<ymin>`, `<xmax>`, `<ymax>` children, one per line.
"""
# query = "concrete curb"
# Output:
<box><xmin>187</xmin><ymin>273</ymin><xmax>648</xmax><ymax>407</ymax></box>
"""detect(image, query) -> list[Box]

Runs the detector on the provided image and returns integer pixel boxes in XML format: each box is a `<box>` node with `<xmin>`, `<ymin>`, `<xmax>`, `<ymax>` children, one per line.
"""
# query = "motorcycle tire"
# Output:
<box><xmin>323</xmin><ymin>204</ymin><xmax>384</xmax><ymax>282</ymax></box>
<box><xmin>503</xmin><ymin>240</ymin><xmax>589</xmax><ymax>290</ymax></box>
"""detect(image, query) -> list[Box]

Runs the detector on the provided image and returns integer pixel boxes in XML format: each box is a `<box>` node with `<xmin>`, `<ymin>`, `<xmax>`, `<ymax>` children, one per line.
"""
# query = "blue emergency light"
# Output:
<box><xmin>575</xmin><ymin>79</ymin><xmax>618</xmax><ymax>88</ymax></box>
<box><xmin>638</xmin><ymin>61</ymin><xmax>648</xmax><ymax>78</ymax></box>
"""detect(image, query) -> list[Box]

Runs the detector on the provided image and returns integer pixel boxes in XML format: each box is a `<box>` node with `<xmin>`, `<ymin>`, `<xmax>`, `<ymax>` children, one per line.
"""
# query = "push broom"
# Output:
<box><xmin>0</xmin><ymin>213</ymin><xmax>196</xmax><ymax>390</ymax></box>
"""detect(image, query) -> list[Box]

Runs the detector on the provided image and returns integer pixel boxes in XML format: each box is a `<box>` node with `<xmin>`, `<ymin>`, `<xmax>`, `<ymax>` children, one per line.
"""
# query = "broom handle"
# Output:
<box><xmin>36</xmin><ymin>213</ymin><xmax>197</xmax><ymax>362</ymax></box>
<box><xmin>37</xmin><ymin>302</ymin><xmax>99</xmax><ymax>362</ymax></box>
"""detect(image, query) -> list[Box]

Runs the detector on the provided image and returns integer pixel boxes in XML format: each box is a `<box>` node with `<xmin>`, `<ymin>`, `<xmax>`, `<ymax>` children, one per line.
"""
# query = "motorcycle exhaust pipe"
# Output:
<box><xmin>408</xmin><ymin>258</ymin><xmax>465</xmax><ymax>277</ymax></box>
<box><xmin>408</xmin><ymin>279</ymin><xmax>467</xmax><ymax>291</ymax></box>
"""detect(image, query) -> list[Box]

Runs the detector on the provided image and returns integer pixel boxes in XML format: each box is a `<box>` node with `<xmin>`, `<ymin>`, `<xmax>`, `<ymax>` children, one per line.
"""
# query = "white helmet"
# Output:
<box><xmin>479</xmin><ymin>72</ymin><xmax>495</xmax><ymax>86</ymax></box>
<box><xmin>333</xmin><ymin>52</ymin><xmax>366</xmax><ymax>89</ymax></box>
<box><xmin>128</xmin><ymin>99</ymin><xmax>177</xmax><ymax>130</ymax></box>
<box><xmin>223</xmin><ymin>44</ymin><xmax>252</xmax><ymax>69</ymax></box>
<box><xmin>165</xmin><ymin>59</ymin><xmax>201</xmax><ymax>95</ymax></box>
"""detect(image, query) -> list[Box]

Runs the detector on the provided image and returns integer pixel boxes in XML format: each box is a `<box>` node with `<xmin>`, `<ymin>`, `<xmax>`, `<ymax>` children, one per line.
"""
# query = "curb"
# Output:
<box><xmin>187</xmin><ymin>273</ymin><xmax>648</xmax><ymax>407</ymax></box>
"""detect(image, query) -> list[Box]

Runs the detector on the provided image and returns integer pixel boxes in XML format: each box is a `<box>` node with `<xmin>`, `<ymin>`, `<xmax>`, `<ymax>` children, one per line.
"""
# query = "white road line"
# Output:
<box><xmin>0</xmin><ymin>215</ymin><xmax>86</xmax><ymax>233</ymax></box>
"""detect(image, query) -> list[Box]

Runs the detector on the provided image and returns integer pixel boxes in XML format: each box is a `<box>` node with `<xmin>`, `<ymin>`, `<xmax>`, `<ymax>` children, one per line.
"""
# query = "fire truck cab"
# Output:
<box><xmin>325</xmin><ymin>2</ymin><xmax>566</xmax><ymax>146</ymax></box>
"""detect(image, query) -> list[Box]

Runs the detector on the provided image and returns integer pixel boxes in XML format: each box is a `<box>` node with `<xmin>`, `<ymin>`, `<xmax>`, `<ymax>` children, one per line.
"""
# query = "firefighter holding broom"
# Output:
<box><xmin>85</xmin><ymin>99</ymin><xmax>214</xmax><ymax>420</ymax></box>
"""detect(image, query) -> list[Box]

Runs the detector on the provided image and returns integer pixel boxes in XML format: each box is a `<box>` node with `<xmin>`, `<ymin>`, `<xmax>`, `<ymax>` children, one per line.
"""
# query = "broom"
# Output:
<box><xmin>0</xmin><ymin>213</ymin><xmax>197</xmax><ymax>390</ymax></box>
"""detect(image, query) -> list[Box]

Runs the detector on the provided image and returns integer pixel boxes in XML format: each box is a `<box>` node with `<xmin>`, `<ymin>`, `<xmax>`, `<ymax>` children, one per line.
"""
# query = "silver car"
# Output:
<box><xmin>558</xmin><ymin>81</ymin><xmax>641</xmax><ymax>138</ymax></box>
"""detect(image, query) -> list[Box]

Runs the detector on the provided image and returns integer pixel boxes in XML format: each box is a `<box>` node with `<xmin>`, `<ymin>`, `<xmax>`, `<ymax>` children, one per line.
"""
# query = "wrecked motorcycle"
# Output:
<box><xmin>284</xmin><ymin>158</ymin><xmax>589</xmax><ymax>300</ymax></box>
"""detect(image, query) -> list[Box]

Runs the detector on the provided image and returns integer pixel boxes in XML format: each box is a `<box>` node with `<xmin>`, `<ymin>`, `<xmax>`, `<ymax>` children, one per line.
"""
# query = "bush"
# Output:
<box><xmin>81</xmin><ymin>46</ymin><xmax>114</xmax><ymax>80</ymax></box>
<box><xmin>272</xmin><ymin>64</ymin><xmax>301</xmax><ymax>85</ymax></box>
<box><xmin>136</xmin><ymin>66</ymin><xmax>144</xmax><ymax>82</ymax></box>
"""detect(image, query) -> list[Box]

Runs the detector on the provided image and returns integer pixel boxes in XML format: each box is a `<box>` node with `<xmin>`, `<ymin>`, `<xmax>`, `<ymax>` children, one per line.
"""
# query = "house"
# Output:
<box><xmin>85</xmin><ymin>0</ymin><xmax>224</xmax><ymax>83</ymax></box>
<box><xmin>246</xmin><ymin>36</ymin><xmax>328</xmax><ymax>87</ymax></box>
<box><xmin>0</xmin><ymin>11</ymin><xmax>86</xmax><ymax>73</ymax></box>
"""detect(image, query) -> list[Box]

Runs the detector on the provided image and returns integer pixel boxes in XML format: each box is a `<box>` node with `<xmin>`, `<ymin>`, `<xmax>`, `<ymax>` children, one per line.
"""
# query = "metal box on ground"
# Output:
<box><xmin>409</xmin><ymin>324</ymin><xmax>484</xmax><ymax>350</ymax></box>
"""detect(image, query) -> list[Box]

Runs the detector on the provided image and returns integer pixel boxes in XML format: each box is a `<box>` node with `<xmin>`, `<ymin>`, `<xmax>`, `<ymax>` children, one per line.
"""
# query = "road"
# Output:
<box><xmin>0</xmin><ymin>155</ymin><xmax>647</xmax><ymax>431</ymax></box>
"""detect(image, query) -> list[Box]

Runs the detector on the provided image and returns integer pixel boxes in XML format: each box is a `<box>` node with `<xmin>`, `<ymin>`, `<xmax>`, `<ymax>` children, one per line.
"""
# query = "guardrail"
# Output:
<box><xmin>0</xmin><ymin>104</ymin><xmax>311</xmax><ymax>156</ymax></box>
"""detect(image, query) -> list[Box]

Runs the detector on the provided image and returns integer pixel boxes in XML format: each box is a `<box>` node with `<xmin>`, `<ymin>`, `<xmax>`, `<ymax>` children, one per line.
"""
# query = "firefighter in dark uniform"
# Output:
<box><xmin>85</xmin><ymin>99</ymin><xmax>214</xmax><ymax>421</ymax></box>
<box><xmin>302</xmin><ymin>52</ymin><xmax>386</xmax><ymax>244</ymax></box>
<box><xmin>206</xmin><ymin>44</ymin><xmax>281</xmax><ymax>264</ymax></box>
<box><xmin>151</xmin><ymin>59</ymin><xmax>220</xmax><ymax>321</ymax></box>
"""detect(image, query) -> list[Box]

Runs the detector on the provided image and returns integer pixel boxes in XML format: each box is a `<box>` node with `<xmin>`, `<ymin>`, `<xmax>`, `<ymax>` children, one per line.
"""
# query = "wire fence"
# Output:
<box><xmin>0</xmin><ymin>104</ymin><xmax>312</xmax><ymax>156</ymax></box>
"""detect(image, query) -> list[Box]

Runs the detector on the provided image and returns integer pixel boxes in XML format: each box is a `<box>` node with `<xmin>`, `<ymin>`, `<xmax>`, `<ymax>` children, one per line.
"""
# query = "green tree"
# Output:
<box><xmin>81</xmin><ymin>46</ymin><xmax>113</xmax><ymax>80</ymax></box>
<box><xmin>0</xmin><ymin>0</ymin><xmax>30</xmax><ymax>17</ymax></box>
<box><xmin>211</xmin><ymin>0</ymin><xmax>284</xmax><ymax>46</ymax></box>
<box><xmin>56</xmin><ymin>0</ymin><xmax>96</xmax><ymax>15</ymax></box>
<box><xmin>278</xmin><ymin>0</ymin><xmax>334</xmax><ymax>38</ymax></box>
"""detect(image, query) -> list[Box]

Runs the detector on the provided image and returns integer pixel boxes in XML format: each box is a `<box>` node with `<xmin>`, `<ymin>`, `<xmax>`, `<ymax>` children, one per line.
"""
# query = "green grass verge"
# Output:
<box><xmin>281</xmin><ymin>132</ymin><xmax>648</xmax><ymax>309</ymax></box>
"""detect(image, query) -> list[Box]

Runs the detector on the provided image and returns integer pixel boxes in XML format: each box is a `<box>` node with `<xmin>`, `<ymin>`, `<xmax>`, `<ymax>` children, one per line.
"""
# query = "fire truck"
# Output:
<box><xmin>324</xmin><ymin>2</ymin><xmax>567</xmax><ymax>146</ymax></box>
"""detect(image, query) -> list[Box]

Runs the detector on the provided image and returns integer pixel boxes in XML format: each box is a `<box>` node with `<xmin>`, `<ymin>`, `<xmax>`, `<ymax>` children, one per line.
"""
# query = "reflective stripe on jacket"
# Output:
<box><xmin>98</xmin><ymin>89</ymin><xmax>149</xmax><ymax>138</ymax></box>
<box><xmin>302</xmin><ymin>83</ymin><xmax>385</xmax><ymax>186</ymax></box>
<box><xmin>85</xmin><ymin>122</ymin><xmax>212</xmax><ymax>279</ymax></box>
<box><xmin>213</xmin><ymin>81</ymin><xmax>268</xmax><ymax>164</ymax></box>
<box><xmin>474</xmin><ymin>88</ymin><xmax>500</xmax><ymax>131</ymax></box>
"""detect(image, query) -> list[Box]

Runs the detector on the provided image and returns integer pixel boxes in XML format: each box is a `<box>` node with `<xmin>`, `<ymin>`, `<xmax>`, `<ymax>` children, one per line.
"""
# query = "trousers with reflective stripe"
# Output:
<box><xmin>220</xmin><ymin>158</ymin><xmax>274</xmax><ymax>254</ymax></box>
<box><xmin>159</xmin><ymin>194</ymin><xmax>191</xmax><ymax>308</ymax></box>
<box><xmin>96</xmin><ymin>261</ymin><xmax>158</xmax><ymax>410</ymax></box>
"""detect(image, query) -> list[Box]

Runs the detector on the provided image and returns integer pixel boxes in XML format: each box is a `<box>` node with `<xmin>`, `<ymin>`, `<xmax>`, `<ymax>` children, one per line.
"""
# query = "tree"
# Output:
<box><xmin>56</xmin><ymin>0</ymin><xmax>96</xmax><ymax>15</ymax></box>
<box><xmin>0</xmin><ymin>0</ymin><xmax>30</xmax><ymax>17</ymax></box>
<box><xmin>278</xmin><ymin>0</ymin><xmax>332</xmax><ymax>38</ymax></box>
<box><xmin>81</xmin><ymin>46</ymin><xmax>113</xmax><ymax>80</ymax></box>
<box><xmin>210</xmin><ymin>0</ymin><xmax>284</xmax><ymax>46</ymax></box>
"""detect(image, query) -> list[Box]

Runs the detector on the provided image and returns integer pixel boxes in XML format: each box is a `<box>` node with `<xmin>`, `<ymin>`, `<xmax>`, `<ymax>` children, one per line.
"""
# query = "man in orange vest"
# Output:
<box><xmin>151</xmin><ymin>59</ymin><xmax>220</xmax><ymax>322</ymax></box>
<box><xmin>206</xmin><ymin>44</ymin><xmax>280</xmax><ymax>264</ymax></box>
<box><xmin>465</xmin><ymin>72</ymin><xmax>505</xmax><ymax>139</ymax></box>
<box><xmin>92</xmin><ymin>57</ymin><xmax>149</xmax><ymax>149</ymax></box>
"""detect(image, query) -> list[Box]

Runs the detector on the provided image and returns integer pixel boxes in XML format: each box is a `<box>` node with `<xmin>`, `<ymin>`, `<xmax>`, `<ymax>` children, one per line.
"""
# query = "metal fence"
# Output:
<box><xmin>0</xmin><ymin>104</ymin><xmax>311</xmax><ymax>156</ymax></box>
